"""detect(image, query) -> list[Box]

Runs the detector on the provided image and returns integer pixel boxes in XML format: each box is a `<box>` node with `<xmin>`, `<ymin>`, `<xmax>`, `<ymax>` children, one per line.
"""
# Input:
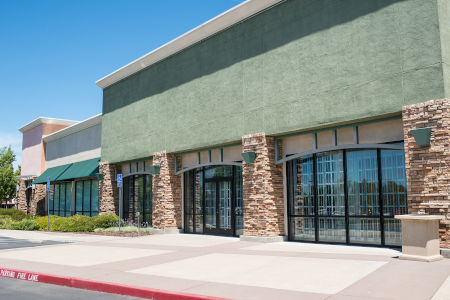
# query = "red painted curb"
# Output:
<box><xmin>0</xmin><ymin>267</ymin><xmax>228</xmax><ymax>300</ymax></box>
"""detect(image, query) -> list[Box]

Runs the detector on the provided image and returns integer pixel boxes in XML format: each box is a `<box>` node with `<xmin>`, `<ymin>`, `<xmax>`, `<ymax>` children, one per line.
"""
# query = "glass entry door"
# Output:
<box><xmin>184</xmin><ymin>166</ymin><xmax>243</xmax><ymax>237</ymax></box>
<box><xmin>204</xmin><ymin>179</ymin><xmax>233</xmax><ymax>235</ymax></box>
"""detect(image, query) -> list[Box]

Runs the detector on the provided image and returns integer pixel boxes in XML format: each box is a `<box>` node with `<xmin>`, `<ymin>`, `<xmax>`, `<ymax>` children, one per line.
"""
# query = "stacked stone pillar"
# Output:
<box><xmin>17</xmin><ymin>179</ymin><xmax>28</xmax><ymax>213</ymax></box>
<box><xmin>241</xmin><ymin>133</ymin><xmax>285</xmax><ymax>240</ymax></box>
<box><xmin>402</xmin><ymin>98</ymin><xmax>450</xmax><ymax>248</ymax></box>
<box><xmin>16</xmin><ymin>178</ymin><xmax>46</xmax><ymax>216</ymax></box>
<box><xmin>99</xmin><ymin>162</ymin><xmax>119</xmax><ymax>215</ymax></box>
<box><xmin>152</xmin><ymin>151</ymin><xmax>182</xmax><ymax>231</ymax></box>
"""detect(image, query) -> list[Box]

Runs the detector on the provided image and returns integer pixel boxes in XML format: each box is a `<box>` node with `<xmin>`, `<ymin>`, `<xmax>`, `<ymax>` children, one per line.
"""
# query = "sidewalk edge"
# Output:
<box><xmin>0</xmin><ymin>267</ymin><xmax>227</xmax><ymax>300</ymax></box>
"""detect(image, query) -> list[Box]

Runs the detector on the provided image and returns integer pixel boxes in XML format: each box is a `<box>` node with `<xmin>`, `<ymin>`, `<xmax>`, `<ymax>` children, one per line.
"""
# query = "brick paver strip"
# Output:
<box><xmin>0</xmin><ymin>267</ymin><xmax>228</xmax><ymax>300</ymax></box>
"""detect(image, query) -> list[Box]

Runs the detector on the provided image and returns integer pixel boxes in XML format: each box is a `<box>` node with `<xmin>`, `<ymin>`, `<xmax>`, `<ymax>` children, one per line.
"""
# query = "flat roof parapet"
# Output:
<box><xmin>18</xmin><ymin>117</ymin><xmax>78</xmax><ymax>133</ymax></box>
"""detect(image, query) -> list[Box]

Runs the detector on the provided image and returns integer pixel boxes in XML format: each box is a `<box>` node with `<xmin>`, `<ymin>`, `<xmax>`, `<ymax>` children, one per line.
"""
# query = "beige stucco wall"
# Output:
<box><xmin>45</xmin><ymin>123</ymin><xmax>101</xmax><ymax>168</ymax></box>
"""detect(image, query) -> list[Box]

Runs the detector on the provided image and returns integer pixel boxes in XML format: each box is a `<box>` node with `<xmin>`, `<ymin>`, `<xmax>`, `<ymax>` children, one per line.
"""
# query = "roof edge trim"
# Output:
<box><xmin>18</xmin><ymin>117</ymin><xmax>78</xmax><ymax>133</ymax></box>
<box><xmin>43</xmin><ymin>114</ymin><xmax>102</xmax><ymax>143</ymax></box>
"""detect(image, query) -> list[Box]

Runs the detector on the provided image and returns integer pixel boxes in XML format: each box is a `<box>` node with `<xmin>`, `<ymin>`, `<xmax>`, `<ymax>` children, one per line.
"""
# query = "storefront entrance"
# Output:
<box><xmin>123</xmin><ymin>174</ymin><xmax>152</xmax><ymax>226</ymax></box>
<box><xmin>184</xmin><ymin>165</ymin><xmax>243</xmax><ymax>237</ymax></box>
<box><xmin>204</xmin><ymin>178</ymin><xmax>233</xmax><ymax>235</ymax></box>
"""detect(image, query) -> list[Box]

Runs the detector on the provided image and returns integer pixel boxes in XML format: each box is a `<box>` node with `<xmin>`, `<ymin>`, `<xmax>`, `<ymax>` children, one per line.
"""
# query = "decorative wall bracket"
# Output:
<box><xmin>150</xmin><ymin>165</ymin><xmax>161</xmax><ymax>175</ymax></box>
<box><xmin>411</xmin><ymin>127</ymin><xmax>432</xmax><ymax>147</ymax></box>
<box><xmin>241</xmin><ymin>151</ymin><xmax>256</xmax><ymax>164</ymax></box>
<box><xmin>95</xmin><ymin>173</ymin><xmax>104</xmax><ymax>181</ymax></box>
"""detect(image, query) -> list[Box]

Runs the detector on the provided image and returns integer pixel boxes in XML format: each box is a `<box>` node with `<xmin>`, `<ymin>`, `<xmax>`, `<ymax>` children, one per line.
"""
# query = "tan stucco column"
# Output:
<box><xmin>395</xmin><ymin>214</ymin><xmax>444</xmax><ymax>262</ymax></box>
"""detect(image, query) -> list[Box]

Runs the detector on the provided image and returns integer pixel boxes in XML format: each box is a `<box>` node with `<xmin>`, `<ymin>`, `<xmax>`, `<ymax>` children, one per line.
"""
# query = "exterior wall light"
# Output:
<box><xmin>241</xmin><ymin>151</ymin><xmax>256</xmax><ymax>164</ymax></box>
<box><xmin>150</xmin><ymin>165</ymin><xmax>160</xmax><ymax>175</ymax></box>
<box><xmin>411</xmin><ymin>127</ymin><xmax>432</xmax><ymax>147</ymax></box>
<box><xmin>95</xmin><ymin>173</ymin><xmax>104</xmax><ymax>181</ymax></box>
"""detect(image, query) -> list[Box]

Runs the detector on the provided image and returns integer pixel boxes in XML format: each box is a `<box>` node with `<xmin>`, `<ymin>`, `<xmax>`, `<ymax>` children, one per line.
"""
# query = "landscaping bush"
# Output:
<box><xmin>8</xmin><ymin>219</ymin><xmax>40</xmax><ymax>231</ymax></box>
<box><xmin>35</xmin><ymin>215</ymin><xmax>62</xmax><ymax>231</ymax></box>
<box><xmin>53</xmin><ymin>215</ymin><xmax>94</xmax><ymax>232</ymax></box>
<box><xmin>0</xmin><ymin>215</ymin><xmax>12</xmax><ymax>229</ymax></box>
<box><xmin>92</xmin><ymin>214</ymin><xmax>119</xmax><ymax>229</ymax></box>
<box><xmin>0</xmin><ymin>208</ymin><xmax>27</xmax><ymax>221</ymax></box>
<box><xmin>28</xmin><ymin>214</ymin><xmax>121</xmax><ymax>232</ymax></box>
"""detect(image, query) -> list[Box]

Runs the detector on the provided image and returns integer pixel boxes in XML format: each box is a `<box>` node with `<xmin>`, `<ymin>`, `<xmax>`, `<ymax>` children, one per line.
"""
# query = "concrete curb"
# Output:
<box><xmin>0</xmin><ymin>267</ymin><xmax>227</xmax><ymax>300</ymax></box>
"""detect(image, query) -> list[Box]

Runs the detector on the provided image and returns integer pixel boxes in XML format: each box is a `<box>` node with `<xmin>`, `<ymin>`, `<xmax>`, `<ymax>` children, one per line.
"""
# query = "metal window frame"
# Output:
<box><xmin>50</xmin><ymin>182</ymin><xmax>72</xmax><ymax>217</ymax></box>
<box><xmin>183</xmin><ymin>165</ymin><xmax>242</xmax><ymax>237</ymax></box>
<box><xmin>122</xmin><ymin>173</ymin><xmax>153</xmax><ymax>224</ymax></box>
<box><xmin>286</xmin><ymin>146</ymin><xmax>407</xmax><ymax>247</ymax></box>
<box><xmin>74</xmin><ymin>179</ymin><xmax>99</xmax><ymax>217</ymax></box>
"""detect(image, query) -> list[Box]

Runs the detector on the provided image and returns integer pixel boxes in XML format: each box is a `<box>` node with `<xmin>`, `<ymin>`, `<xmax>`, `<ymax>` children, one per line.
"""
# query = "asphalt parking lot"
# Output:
<box><xmin>0</xmin><ymin>236</ymin><xmax>63</xmax><ymax>250</ymax></box>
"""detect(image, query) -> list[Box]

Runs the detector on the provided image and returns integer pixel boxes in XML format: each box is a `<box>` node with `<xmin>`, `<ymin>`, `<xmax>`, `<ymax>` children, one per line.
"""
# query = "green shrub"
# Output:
<box><xmin>0</xmin><ymin>209</ymin><xmax>27</xmax><ymax>221</ymax></box>
<box><xmin>8</xmin><ymin>219</ymin><xmax>40</xmax><ymax>231</ymax></box>
<box><xmin>0</xmin><ymin>215</ymin><xmax>12</xmax><ymax>229</ymax></box>
<box><xmin>92</xmin><ymin>214</ymin><xmax>119</xmax><ymax>229</ymax></box>
<box><xmin>53</xmin><ymin>215</ymin><xmax>94</xmax><ymax>232</ymax></box>
<box><xmin>35</xmin><ymin>215</ymin><xmax>62</xmax><ymax>231</ymax></box>
<box><xmin>33</xmin><ymin>214</ymin><xmax>120</xmax><ymax>232</ymax></box>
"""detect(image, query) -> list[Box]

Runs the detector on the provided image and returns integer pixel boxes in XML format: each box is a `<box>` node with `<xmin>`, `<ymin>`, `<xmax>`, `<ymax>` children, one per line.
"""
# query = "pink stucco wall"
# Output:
<box><xmin>21</xmin><ymin>124</ymin><xmax>43</xmax><ymax>177</ymax></box>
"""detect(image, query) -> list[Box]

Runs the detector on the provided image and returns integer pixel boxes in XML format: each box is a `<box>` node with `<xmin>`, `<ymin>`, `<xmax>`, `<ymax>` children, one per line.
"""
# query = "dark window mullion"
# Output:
<box><xmin>343</xmin><ymin>150</ymin><xmax>350</xmax><ymax>244</ymax></box>
<box><xmin>231</xmin><ymin>165</ymin><xmax>236</xmax><ymax>237</ymax></box>
<box><xmin>81</xmin><ymin>181</ymin><xmax>84</xmax><ymax>215</ymax></box>
<box><xmin>286</xmin><ymin>161</ymin><xmax>292</xmax><ymax>240</ymax></box>
<box><xmin>192</xmin><ymin>170</ymin><xmax>196</xmax><ymax>233</ymax></box>
<box><xmin>202</xmin><ymin>168</ymin><xmax>206</xmax><ymax>232</ymax></box>
<box><xmin>90</xmin><ymin>180</ymin><xmax>92</xmax><ymax>217</ymax></box>
<box><xmin>313</xmin><ymin>154</ymin><xmax>319</xmax><ymax>242</ymax></box>
<box><xmin>377</xmin><ymin>149</ymin><xmax>385</xmax><ymax>246</ymax></box>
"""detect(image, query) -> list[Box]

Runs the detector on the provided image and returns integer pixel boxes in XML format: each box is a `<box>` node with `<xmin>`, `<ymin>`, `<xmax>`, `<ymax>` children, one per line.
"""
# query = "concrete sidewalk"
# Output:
<box><xmin>0</xmin><ymin>229</ymin><xmax>449</xmax><ymax>300</ymax></box>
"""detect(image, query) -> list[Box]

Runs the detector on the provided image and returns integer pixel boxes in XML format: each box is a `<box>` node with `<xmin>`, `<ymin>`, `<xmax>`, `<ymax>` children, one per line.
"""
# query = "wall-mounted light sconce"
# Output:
<box><xmin>150</xmin><ymin>165</ymin><xmax>160</xmax><ymax>175</ymax></box>
<box><xmin>241</xmin><ymin>151</ymin><xmax>256</xmax><ymax>165</ymax></box>
<box><xmin>411</xmin><ymin>127</ymin><xmax>432</xmax><ymax>147</ymax></box>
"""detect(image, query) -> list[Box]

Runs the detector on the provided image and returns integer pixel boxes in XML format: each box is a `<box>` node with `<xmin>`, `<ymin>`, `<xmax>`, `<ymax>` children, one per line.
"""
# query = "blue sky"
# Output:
<box><xmin>0</xmin><ymin>0</ymin><xmax>245</xmax><ymax>169</ymax></box>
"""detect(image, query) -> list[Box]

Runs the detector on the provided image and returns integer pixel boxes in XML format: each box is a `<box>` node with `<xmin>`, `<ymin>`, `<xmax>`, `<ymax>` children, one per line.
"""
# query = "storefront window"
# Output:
<box><xmin>75</xmin><ymin>179</ymin><xmax>99</xmax><ymax>216</ymax></box>
<box><xmin>288</xmin><ymin>148</ymin><xmax>407</xmax><ymax>246</ymax></box>
<box><xmin>49</xmin><ymin>182</ymin><xmax>72</xmax><ymax>217</ymax></box>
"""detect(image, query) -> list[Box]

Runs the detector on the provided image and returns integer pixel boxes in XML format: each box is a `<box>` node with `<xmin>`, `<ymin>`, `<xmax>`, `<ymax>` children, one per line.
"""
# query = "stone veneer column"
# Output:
<box><xmin>17</xmin><ymin>179</ymin><xmax>27</xmax><ymax>213</ymax></box>
<box><xmin>152</xmin><ymin>151</ymin><xmax>182</xmax><ymax>231</ymax></box>
<box><xmin>31</xmin><ymin>184</ymin><xmax>46</xmax><ymax>215</ymax></box>
<box><xmin>99</xmin><ymin>162</ymin><xmax>119</xmax><ymax>215</ymax></box>
<box><xmin>241</xmin><ymin>133</ymin><xmax>285</xmax><ymax>240</ymax></box>
<box><xmin>16</xmin><ymin>178</ymin><xmax>45</xmax><ymax>216</ymax></box>
<box><xmin>402</xmin><ymin>98</ymin><xmax>450</xmax><ymax>248</ymax></box>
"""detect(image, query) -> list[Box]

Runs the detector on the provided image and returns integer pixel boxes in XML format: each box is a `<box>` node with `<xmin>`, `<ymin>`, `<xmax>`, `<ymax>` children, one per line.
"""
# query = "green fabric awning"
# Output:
<box><xmin>33</xmin><ymin>164</ymin><xmax>72</xmax><ymax>184</ymax></box>
<box><xmin>33</xmin><ymin>158</ymin><xmax>100</xmax><ymax>184</ymax></box>
<box><xmin>57</xmin><ymin>158</ymin><xmax>100</xmax><ymax>181</ymax></box>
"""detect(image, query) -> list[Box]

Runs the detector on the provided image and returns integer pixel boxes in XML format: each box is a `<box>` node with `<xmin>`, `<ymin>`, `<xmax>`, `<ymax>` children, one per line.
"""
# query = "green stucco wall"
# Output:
<box><xmin>438</xmin><ymin>0</ymin><xmax>450</xmax><ymax>98</ymax></box>
<box><xmin>102</xmin><ymin>0</ymin><xmax>447</xmax><ymax>163</ymax></box>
